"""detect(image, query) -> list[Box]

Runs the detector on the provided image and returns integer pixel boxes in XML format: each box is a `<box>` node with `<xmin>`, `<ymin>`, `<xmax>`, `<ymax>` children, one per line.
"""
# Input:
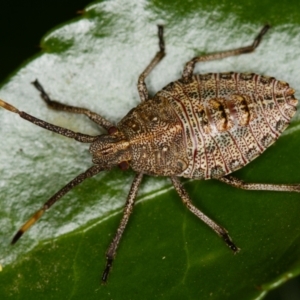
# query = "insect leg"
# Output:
<box><xmin>102</xmin><ymin>172</ymin><xmax>143</xmax><ymax>283</ymax></box>
<box><xmin>32</xmin><ymin>80</ymin><xmax>114</xmax><ymax>131</ymax></box>
<box><xmin>218</xmin><ymin>175</ymin><xmax>300</xmax><ymax>192</ymax></box>
<box><xmin>182</xmin><ymin>24</ymin><xmax>270</xmax><ymax>80</ymax></box>
<box><xmin>137</xmin><ymin>25</ymin><xmax>166</xmax><ymax>102</ymax></box>
<box><xmin>170</xmin><ymin>176</ymin><xmax>239</xmax><ymax>253</ymax></box>
<box><xmin>11</xmin><ymin>164</ymin><xmax>103</xmax><ymax>245</ymax></box>
<box><xmin>0</xmin><ymin>98</ymin><xmax>98</xmax><ymax>143</ymax></box>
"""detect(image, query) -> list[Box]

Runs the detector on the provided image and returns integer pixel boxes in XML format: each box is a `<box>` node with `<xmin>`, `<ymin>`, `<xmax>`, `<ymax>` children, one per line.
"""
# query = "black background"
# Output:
<box><xmin>0</xmin><ymin>0</ymin><xmax>91</xmax><ymax>83</ymax></box>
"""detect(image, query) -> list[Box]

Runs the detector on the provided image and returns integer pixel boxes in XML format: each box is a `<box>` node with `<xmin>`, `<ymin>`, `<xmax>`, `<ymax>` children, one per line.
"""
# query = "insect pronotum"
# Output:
<box><xmin>0</xmin><ymin>24</ymin><xmax>299</xmax><ymax>283</ymax></box>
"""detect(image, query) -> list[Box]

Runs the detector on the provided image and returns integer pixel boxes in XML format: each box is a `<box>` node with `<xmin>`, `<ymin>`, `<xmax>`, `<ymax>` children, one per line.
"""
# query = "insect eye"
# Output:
<box><xmin>108</xmin><ymin>126</ymin><xmax>118</xmax><ymax>135</ymax></box>
<box><xmin>118</xmin><ymin>161</ymin><xmax>129</xmax><ymax>170</ymax></box>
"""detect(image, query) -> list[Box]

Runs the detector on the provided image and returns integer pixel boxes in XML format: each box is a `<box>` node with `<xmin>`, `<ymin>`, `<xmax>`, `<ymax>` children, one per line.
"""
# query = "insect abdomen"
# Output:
<box><xmin>158</xmin><ymin>72</ymin><xmax>298</xmax><ymax>179</ymax></box>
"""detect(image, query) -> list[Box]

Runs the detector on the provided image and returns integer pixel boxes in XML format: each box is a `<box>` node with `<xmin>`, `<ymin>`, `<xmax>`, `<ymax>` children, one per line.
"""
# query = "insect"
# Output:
<box><xmin>0</xmin><ymin>24</ymin><xmax>299</xmax><ymax>283</ymax></box>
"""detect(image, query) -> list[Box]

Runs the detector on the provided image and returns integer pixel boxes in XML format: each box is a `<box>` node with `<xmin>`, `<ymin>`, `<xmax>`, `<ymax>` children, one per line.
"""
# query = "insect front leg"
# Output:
<box><xmin>32</xmin><ymin>80</ymin><xmax>114</xmax><ymax>131</ymax></box>
<box><xmin>102</xmin><ymin>172</ymin><xmax>143</xmax><ymax>283</ymax></box>
<box><xmin>182</xmin><ymin>24</ymin><xmax>270</xmax><ymax>80</ymax></box>
<box><xmin>170</xmin><ymin>176</ymin><xmax>239</xmax><ymax>253</ymax></box>
<box><xmin>137</xmin><ymin>25</ymin><xmax>165</xmax><ymax>102</ymax></box>
<box><xmin>218</xmin><ymin>175</ymin><xmax>300</xmax><ymax>193</ymax></box>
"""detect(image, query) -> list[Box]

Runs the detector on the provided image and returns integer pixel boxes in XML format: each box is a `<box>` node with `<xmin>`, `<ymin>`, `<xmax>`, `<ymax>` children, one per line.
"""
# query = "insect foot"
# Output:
<box><xmin>1</xmin><ymin>23</ymin><xmax>298</xmax><ymax>283</ymax></box>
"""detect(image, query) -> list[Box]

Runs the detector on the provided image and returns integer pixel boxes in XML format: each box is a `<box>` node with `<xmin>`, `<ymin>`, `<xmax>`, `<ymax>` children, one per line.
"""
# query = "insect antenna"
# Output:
<box><xmin>11</xmin><ymin>164</ymin><xmax>103</xmax><ymax>245</ymax></box>
<box><xmin>0</xmin><ymin>98</ymin><xmax>98</xmax><ymax>143</ymax></box>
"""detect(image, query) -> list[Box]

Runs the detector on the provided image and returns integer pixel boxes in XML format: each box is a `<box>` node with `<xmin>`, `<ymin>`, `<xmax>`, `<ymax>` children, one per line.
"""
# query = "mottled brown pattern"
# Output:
<box><xmin>1</xmin><ymin>24</ymin><xmax>300</xmax><ymax>283</ymax></box>
<box><xmin>156</xmin><ymin>72</ymin><xmax>297</xmax><ymax>179</ymax></box>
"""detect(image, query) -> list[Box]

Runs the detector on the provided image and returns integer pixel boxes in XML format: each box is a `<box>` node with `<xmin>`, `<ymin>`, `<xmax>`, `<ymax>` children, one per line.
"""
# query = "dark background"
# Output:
<box><xmin>0</xmin><ymin>0</ymin><xmax>91</xmax><ymax>83</ymax></box>
<box><xmin>0</xmin><ymin>1</ymin><xmax>299</xmax><ymax>299</ymax></box>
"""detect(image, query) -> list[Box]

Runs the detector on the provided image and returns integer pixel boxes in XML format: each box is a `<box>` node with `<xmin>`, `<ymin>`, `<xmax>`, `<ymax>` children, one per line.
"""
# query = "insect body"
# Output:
<box><xmin>155</xmin><ymin>73</ymin><xmax>296</xmax><ymax>179</ymax></box>
<box><xmin>0</xmin><ymin>24</ymin><xmax>299</xmax><ymax>283</ymax></box>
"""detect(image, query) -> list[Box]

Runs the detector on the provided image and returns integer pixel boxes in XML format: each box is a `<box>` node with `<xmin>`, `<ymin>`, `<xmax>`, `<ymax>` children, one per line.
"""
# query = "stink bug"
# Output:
<box><xmin>0</xmin><ymin>24</ymin><xmax>298</xmax><ymax>282</ymax></box>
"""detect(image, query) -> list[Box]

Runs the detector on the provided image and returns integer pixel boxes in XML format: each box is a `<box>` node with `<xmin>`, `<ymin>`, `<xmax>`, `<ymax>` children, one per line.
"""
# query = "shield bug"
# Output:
<box><xmin>0</xmin><ymin>24</ymin><xmax>299</xmax><ymax>283</ymax></box>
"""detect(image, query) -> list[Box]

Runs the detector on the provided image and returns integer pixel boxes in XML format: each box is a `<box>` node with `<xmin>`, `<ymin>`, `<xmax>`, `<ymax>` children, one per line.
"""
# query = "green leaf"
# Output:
<box><xmin>1</xmin><ymin>0</ymin><xmax>300</xmax><ymax>299</ymax></box>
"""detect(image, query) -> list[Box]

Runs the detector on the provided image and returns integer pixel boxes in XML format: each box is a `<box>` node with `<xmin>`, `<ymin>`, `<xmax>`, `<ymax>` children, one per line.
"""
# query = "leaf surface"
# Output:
<box><xmin>1</xmin><ymin>0</ymin><xmax>300</xmax><ymax>299</ymax></box>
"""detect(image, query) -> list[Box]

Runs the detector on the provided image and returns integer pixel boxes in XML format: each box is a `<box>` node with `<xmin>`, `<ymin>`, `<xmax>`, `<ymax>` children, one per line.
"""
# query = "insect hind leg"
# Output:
<box><xmin>32</xmin><ymin>79</ymin><xmax>114</xmax><ymax>130</ymax></box>
<box><xmin>182</xmin><ymin>24</ymin><xmax>270</xmax><ymax>80</ymax></box>
<box><xmin>218</xmin><ymin>175</ymin><xmax>300</xmax><ymax>192</ymax></box>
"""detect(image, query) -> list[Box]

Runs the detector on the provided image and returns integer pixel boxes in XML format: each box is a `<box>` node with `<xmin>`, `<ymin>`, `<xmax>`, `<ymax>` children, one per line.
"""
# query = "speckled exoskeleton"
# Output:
<box><xmin>0</xmin><ymin>24</ymin><xmax>299</xmax><ymax>282</ymax></box>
